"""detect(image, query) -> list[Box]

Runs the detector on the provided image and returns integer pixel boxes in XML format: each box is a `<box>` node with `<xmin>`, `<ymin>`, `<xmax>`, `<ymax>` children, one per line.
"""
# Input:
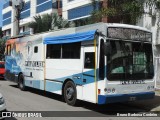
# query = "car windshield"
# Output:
<box><xmin>106</xmin><ymin>40</ymin><xmax>154</xmax><ymax>80</ymax></box>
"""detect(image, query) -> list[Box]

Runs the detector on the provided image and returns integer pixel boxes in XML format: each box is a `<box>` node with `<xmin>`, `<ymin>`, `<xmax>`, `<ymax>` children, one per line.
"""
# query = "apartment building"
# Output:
<box><xmin>62</xmin><ymin>0</ymin><xmax>108</xmax><ymax>24</ymax></box>
<box><xmin>2</xmin><ymin>0</ymin><xmax>62</xmax><ymax>37</ymax></box>
<box><xmin>62</xmin><ymin>0</ymin><xmax>94</xmax><ymax>21</ymax></box>
<box><xmin>2</xmin><ymin>0</ymin><xmax>159</xmax><ymax>46</ymax></box>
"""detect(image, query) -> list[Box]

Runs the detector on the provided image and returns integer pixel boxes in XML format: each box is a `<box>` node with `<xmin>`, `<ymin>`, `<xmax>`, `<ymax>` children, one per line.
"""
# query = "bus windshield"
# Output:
<box><xmin>106</xmin><ymin>40</ymin><xmax>154</xmax><ymax>80</ymax></box>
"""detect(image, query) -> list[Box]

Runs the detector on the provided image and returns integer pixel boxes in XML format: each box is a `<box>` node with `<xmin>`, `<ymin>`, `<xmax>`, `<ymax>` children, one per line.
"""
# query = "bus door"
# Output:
<box><xmin>82</xmin><ymin>46</ymin><xmax>97</xmax><ymax>103</ymax></box>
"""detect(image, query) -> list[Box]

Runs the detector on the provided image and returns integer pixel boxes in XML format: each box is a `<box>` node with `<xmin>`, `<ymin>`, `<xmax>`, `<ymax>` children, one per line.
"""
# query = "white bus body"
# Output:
<box><xmin>5</xmin><ymin>23</ymin><xmax>155</xmax><ymax>105</ymax></box>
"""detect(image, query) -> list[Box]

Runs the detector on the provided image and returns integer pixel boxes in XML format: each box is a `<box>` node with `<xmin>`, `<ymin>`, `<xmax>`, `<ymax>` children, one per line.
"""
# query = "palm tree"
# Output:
<box><xmin>29</xmin><ymin>13</ymin><xmax>75</xmax><ymax>34</ymax></box>
<box><xmin>51</xmin><ymin>13</ymin><xmax>75</xmax><ymax>30</ymax></box>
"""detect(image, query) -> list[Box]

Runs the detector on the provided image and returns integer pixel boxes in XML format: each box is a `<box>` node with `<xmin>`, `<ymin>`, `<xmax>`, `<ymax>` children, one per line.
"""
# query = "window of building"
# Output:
<box><xmin>3</xmin><ymin>11</ymin><xmax>11</xmax><ymax>20</ymax></box>
<box><xmin>36</xmin><ymin>0</ymin><xmax>52</xmax><ymax>13</ymax></box>
<box><xmin>3</xmin><ymin>18</ymin><xmax>11</xmax><ymax>26</ymax></box>
<box><xmin>59</xmin><ymin>0</ymin><xmax>62</xmax><ymax>8</ymax></box>
<box><xmin>52</xmin><ymin>1</ymin><xmax>58</xmax><ymax>9</ymax></box>
<box><xmin>20</xmin><ymin>10</ymin><xmax>30</xmax><ymax>19</ymax></box>
<box><xmin>21</xmin><ymin>1</ymin><xmax>30</xmax><ymax>12</ymax></box>
<box><xmin>3</xmin><ymin>2</ymin><xmax>10</xmax><ymax>9</ymax></box>
<box><xmin>68</xmin><ymin>3</ymin><xmax>99</xmax><ymax>20</ymax></box>
<box><xmin>37</xmin><ymin>0</ymin><xmax>51</xmax><ymax>5</ymax></box>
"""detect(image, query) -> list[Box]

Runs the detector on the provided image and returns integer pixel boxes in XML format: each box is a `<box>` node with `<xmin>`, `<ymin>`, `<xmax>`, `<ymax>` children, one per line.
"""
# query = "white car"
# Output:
<box><xmin>0</xmin><ymin>93</ymin><xmax>6</xmax><ymax>119</ymax></box>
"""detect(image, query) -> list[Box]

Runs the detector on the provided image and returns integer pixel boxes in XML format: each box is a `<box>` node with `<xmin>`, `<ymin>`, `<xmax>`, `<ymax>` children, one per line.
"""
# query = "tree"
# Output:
<box><xmin>91</xmin><ymin>0</ymin><xmax>144</xmax><ymax>25</ymax></box>
<box><xmin>0</xmin><ymin>38</ymin><xmax>5</xmax><ymax>61</ymax></box>
<box><xmin>0</xmin><ymin>27</ymin><xmax>3</xmax><ymax>38</ymax></box>
<box><xmin>51</xmin><ymin>13</ymin><xmax>75</xmax><ymax>30</ymax></box>
<box><xmin>28</xmin><ymin>14</ymin><xmax>52</xmax><ymax>33</ymax></box>
<box><xmin>29</xmin><ymin>13</ymin><xmax>75</xmax><ymax>34</ymax></box>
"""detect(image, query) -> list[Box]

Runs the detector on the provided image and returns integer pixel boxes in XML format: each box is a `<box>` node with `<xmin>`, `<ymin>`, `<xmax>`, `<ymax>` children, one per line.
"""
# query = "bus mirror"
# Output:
<box><xmin>104</xmin><ymin>42</ymin><xmax>111</xmax><ymax>56</ymax></box>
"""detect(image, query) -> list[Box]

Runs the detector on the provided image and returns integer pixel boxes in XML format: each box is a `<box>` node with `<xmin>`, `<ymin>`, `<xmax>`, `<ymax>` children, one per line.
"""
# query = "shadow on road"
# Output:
<box><xmin>9</xmin><ymin>84</ymin><xmax>160</xmax><ymax>116</ymax></box>
<box><xmin>5</xmin><ymin>117</ymin><xmax>17</xmax><ymax>120</ymax></box>
<box><xmin>123</xmin><ymin>95</ymin><xmax>160</xmax><ymax>111</ymax></box>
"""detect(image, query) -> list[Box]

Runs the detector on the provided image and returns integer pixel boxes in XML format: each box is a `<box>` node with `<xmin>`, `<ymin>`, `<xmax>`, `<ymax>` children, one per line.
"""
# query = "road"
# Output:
<box><xmin>0</xmin><ymin>80</ymin><xmax>160</xmax><ymax>120</ymax></box>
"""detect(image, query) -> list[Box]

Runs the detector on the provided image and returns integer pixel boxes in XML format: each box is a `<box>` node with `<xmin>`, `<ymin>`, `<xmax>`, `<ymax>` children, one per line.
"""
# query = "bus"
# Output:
<box><xmin>5</xmin><ymin>23</ymin><xmax>155</xmax><ymax>106</ymax></box>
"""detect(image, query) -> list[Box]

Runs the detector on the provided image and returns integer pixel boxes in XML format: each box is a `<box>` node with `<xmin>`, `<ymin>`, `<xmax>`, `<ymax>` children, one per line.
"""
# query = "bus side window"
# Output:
<box><xmin>7</xmin><ymin>45</ymin><xmax>11</xmax><ymax>56</ymax></box>
<box><xmin>84</xmin><ymin>52</ymin><xmax>95</xmax><ymax>69</ymax></box>
<box><xmin>46</xmin><ymin>44</ymin><xmax>61</xmax><ymax>59</ymax></box>
<box><xmin>34</xmin><ymin>46</ymin><xmax>38</xmax><ymax>53</ymax></box>
<box><xmin>99</xmin><ymin>39</ymin><xmax>105</xmax><ymax>80</ymax></box>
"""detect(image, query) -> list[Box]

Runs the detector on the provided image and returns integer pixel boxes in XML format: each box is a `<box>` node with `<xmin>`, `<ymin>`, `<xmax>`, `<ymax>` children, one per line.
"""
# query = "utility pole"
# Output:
<box><xmin>9</xmin><ymin>0</ymin><xmax>24</xmax><ymax>36</ymax></box>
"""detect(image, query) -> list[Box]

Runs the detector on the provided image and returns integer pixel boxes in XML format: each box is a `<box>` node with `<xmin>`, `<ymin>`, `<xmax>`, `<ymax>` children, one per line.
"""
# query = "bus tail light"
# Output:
<box><xmin>147</xmin><ymin>86</ymin><xmax>154</xmax><ymax>90</ymax></box>
<box><xmin>98</xmin><ymin>89</ymin><xmax>101</xmax><ymax>94</ymax></box>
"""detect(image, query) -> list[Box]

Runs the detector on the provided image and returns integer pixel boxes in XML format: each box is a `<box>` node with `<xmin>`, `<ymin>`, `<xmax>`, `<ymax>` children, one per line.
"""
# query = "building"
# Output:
<box><xmin>2</xmin><ymin>0</ymin><xmax>159</xmax><ymax>45</ymax></box>
<box><xmin>62</xmin><ymin>0</ymin><xmax>94</xmax><ymax>21</ymax></box>
<box><xmin>62</xmin><ymin>0</ymin><xmax>108</xmax><ymax>24</ymax></box>
<box><xmin>2</xmin><ymin>0</ymin><xmax>62</xmax><ymax>38</ymax></box>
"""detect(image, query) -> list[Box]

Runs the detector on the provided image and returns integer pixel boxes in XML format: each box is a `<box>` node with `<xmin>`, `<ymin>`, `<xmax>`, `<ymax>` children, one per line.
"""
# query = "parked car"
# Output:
<box><xmin>0</xmin><ymin>93</ymin><xmax>6</xmax><ymax>119</ymax></box>
<box><xmin>0</xmin><ymin>62</ymin><xmax>5</xmax><ymax>79</ymax></box>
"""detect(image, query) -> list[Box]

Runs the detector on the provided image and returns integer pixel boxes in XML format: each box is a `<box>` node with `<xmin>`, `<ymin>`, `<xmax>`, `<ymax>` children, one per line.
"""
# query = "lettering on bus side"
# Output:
<box><xmin>25</xmin><ymin>61</ymin><xmax>44</xmax><ymax>67</ymax></box>
<box><xmin>120</xmin><ymin>80</ymin><xmax>145</xmax><ymax>85</ymax></box>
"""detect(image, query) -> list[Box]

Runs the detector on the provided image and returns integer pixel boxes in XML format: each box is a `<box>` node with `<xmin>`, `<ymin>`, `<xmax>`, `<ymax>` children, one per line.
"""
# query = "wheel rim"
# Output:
<box><xmin>66</xmin><ymin>86</ymin><xmax>74</xmax><ymax>100</ymax></box>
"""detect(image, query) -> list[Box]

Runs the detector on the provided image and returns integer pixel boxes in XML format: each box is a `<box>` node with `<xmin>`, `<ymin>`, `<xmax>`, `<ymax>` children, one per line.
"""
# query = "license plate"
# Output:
<box><xmin>129</xmin><ymin>97</ymin><xmax>136</xmax><ymax>101</ymax></box>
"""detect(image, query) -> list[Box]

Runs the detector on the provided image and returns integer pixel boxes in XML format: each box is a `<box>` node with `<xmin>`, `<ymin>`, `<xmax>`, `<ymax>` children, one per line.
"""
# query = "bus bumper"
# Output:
<box><xmin>98</xmin><ymin>91</ymin><xmax>155</xmax><ymax>104</ymax></box>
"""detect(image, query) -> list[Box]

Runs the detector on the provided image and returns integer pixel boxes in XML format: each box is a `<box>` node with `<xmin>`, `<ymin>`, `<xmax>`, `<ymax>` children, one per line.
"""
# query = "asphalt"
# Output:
<box><xmin>0</xmin><ymin>80</ymin><xmax>160</xmax><ymax>120</ymax></box>
<box><xmin>121</xmin><ymin>89</ymin><xmax>160</xmax><ymax>112</ymax></box>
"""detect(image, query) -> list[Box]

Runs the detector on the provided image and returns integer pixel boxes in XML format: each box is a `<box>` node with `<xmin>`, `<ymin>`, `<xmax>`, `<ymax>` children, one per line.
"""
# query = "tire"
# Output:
<box><xmin>63</xmin><ymin>81</ymin><xmax>77</xmax><ymax>106</ymax></box>
<box><xmin>18</xmin><ymin>74</ymin><xmax>26</xmax><ymax>91</ymax></box>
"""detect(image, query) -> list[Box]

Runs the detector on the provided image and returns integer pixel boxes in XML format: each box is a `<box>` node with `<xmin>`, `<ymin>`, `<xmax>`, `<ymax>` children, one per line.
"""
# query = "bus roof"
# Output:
<box><xmin>7</xmin><ymin>22</ymin><xmax>151</xmax><ymax>42</ymax></box>
<box><xmin>105</xmin><ymin>23</ymin><xmax>151</xmax><ymax>33</ymax></box>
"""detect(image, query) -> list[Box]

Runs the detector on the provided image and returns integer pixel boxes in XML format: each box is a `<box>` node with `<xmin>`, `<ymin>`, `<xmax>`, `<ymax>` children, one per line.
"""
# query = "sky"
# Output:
<box><xmin>0</xmin><ymin>0</ymin><xmax>6</xmax><ymax>27</ymax></box>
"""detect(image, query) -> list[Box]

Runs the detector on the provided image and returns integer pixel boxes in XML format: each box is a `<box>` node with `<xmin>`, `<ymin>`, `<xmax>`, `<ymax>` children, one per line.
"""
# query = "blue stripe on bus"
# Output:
<box><xmin>45</xmin><ymin>80</ymin><xmax>63</xmax><ymax>92</ymax></box>
<box><xmin>98</xmin><ymin>91</ymin><xmax>155</xmax><ymax>104</ymax></box>
<box><xmin>45</xmin><ymin>69</ymin><xmax>96</xmax><ymax>86</ymax></box>
<box><xmin>25</xmin><ymin>80</ymin><xmax>42</xmax><ymax>90</ymax></box>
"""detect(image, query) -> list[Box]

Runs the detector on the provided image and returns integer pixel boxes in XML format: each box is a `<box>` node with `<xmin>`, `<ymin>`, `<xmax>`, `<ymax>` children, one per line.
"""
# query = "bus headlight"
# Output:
<box><xmin>107</xmin><ymin>88</ymin><xmax>111</xmax><ymax>93</ymax></box>
<box><xmin>112</xmin><ymin>88</ymin><xmax>115</xmax><ymax>93</ymax></box>
<box><xmin>105</xmin><ymin>88</ymin><xmax>116</xmax><ymax>93</ymax></box>
<box><xmin>0</xmin><ymin>97</ymin><xmax>5</xmax><ymax>105</ymax></box>
<box><xmin>147</xmin><ymin>86</ymin><xmax>154</xmax><ymax>90</ymax></box>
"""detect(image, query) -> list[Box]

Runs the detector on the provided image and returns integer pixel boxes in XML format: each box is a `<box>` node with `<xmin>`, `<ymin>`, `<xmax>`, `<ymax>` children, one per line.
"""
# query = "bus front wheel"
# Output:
<box><xmin>63</xmin><ymin>81</ymin><xmax>77</xmax><ymax>106</ymax></box>
<box><xmin>18</xmin><ymin>74</ymin><xmax>26</xmax><ymax>91</ymax></box>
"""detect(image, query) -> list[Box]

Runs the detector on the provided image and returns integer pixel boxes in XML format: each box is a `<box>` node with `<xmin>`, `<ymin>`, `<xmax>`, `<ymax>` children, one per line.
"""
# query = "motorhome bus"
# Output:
<box><xmin>5</xmin><ymin>23</ymin><xmax>155</xmax><ymax>105</ymax></box>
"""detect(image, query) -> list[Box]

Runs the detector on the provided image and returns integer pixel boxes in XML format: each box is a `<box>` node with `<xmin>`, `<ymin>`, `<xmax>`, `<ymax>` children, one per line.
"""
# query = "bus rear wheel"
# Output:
<box><xmin>63</xmin><ymin>81</ymin><xmax>77</xmax><ymax>106</ymax></box>
<box><xmin>18</xmin><ymin>74</ymin><xmax>26</xmax><ymax>91</ymax></box>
